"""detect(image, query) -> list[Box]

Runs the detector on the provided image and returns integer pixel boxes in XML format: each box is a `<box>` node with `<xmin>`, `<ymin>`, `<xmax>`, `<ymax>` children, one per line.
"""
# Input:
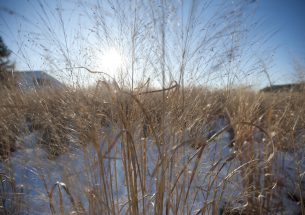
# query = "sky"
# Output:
<box><xmin>253</xmin><ymin>0</ymin><xmax>305</xmax><ymax>84</ymax></box>
<box><xmin>0</xmin><ymin>0</ymin><xmax>305</xmax><ymax>88</ymax></box>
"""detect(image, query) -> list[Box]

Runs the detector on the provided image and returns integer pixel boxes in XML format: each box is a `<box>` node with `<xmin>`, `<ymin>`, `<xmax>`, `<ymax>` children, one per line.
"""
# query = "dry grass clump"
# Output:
<box><xmin>220</xmin><ymin>88</ymin><xmax>305</xmax><ymax>213</ymax></box>
<box><xmin>0</xmin><ymin>82</ymin><xmax>304</xmax><ymax>214</ymax></box>
<box><xmin>0</xmin><ymin>88</ymin><xmax>27</xmax><ymax>159</ymax></box>
<box><xmin>260</xmin><ymin>91</ymin><xmax>305</xmax><ymax>151</ymax></box>
<box><xmin>0</xmin><ymin>86</ymin><xmax>113</xmax><ymax>159</ymax></box>
<box><xmin>1</xmin><ymin>83</ymin><xmax>303</xmax><ymax>158</ymax></box>
<box><xmin>0</xmin><ymin>173</ymin><xmax>25</xmax><ymax>214</ymax></box>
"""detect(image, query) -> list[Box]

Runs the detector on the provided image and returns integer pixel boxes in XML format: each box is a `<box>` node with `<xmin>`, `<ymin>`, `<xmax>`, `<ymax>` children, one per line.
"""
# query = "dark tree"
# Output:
<box><xmin>0</xmin><ymin>36</ymin><xmax>13</xmax><ymax>69</ymax></box>
<box><xmin>0</xmin><ymin>36</ymin><xmax>15</xmax><ymax>87</ymax></box>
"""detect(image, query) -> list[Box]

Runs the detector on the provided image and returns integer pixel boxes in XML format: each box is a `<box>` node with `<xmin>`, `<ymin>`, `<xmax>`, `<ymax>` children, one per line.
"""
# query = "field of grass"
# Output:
<box><xmin>0</xmin><ymin>82</ymin><xmax>304</xmax><ymax>214</ymax></box>
<box><xmin>1</xmin><ymin>0</ymin><xmax>305</xmax><ymax>214</ymax></box>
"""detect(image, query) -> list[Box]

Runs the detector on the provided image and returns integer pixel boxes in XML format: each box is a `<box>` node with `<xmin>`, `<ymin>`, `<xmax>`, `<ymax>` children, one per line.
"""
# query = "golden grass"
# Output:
<box><xmin>0</xmin><ymin>83</ymin><xmax>304</xmax><ymax>214</ymax></box>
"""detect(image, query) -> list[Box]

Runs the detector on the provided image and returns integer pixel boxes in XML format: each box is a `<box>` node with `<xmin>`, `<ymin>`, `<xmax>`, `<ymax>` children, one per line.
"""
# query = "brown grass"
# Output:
<box><xmin>0</xmin><ymin>83</ymin><xmax>304</xmax><ymax>214</ymax></box>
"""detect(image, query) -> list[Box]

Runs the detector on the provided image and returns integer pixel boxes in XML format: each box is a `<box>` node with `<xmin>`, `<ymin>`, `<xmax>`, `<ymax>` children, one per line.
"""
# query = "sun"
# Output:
<box><xmin>97</xmin><ymin>48</ymin><xmax>123</xmax><ymax>74</ymax></box>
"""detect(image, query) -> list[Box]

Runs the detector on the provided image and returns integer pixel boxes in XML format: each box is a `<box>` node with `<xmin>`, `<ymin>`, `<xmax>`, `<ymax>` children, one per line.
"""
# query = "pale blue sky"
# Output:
<box><xmin>0</xmin><ymin>0</ymin><xmax>305</xmax><ymax>88</ymax></box>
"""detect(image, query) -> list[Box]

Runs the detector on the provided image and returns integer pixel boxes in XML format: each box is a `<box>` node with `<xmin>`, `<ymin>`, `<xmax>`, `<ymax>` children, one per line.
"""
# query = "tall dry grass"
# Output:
<box><xmin>0</xmin><ymin>0</ymin><xmax>304</xmax><ymax>214</ymax></box>
<box><xmin>0</xmin><ymin>82</ymin><xmax>304</xmax><ymax>214</ymax></box>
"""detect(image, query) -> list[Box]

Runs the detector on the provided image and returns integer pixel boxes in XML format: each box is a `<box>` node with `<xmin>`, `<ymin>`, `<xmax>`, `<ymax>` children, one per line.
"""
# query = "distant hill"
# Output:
<box><xmin>260</xmin><ymin>83</ymin><xmax>305</xmax><ymax>93</ymax></box>
<box><xmin>12</xmin><ymin>71</ymin><xmax>64</xmax><ymax>89</ymax></box>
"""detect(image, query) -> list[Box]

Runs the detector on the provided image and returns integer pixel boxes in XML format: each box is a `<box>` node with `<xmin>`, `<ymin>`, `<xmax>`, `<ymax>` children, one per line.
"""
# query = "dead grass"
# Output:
<box><xmin>0</xmin><ymin>83</ymin><xmax>304</xmax><ymax>214</ymax></box>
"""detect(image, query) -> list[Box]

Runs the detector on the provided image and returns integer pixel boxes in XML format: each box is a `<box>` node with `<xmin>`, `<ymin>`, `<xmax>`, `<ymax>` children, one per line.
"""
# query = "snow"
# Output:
<box><xmin>0</xmin><ymin>119</ymin><xmax>304</xmax><ymax>214</ymax></box>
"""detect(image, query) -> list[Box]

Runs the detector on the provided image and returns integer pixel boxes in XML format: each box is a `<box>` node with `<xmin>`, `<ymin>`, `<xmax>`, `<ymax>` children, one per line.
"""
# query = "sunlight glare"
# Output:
<box><xmin>97</xmin><ymin>48</ymin><xmax>123</xmax><ymax>74</ymax></box>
